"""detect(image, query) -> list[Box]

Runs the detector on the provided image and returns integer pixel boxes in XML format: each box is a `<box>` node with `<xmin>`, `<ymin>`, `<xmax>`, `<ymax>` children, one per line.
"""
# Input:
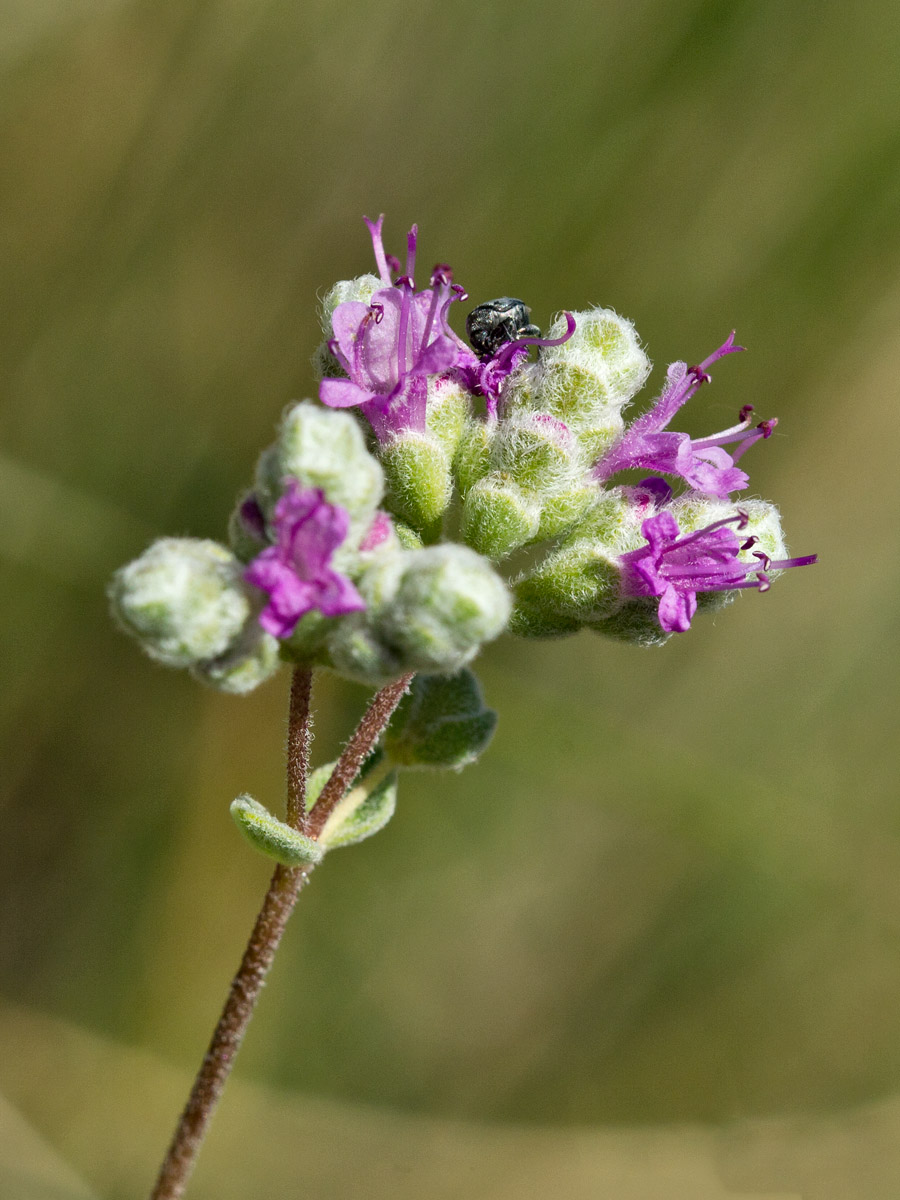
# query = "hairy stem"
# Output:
<box><xmin>304</xmin><ymin>672</ymin><xmax>413</xmax><ymax>838</ymax></box>
<box><xmin>148</xmin><ymin>668</ymin><xmax>412</xmax><ymax>1200</ymax></box>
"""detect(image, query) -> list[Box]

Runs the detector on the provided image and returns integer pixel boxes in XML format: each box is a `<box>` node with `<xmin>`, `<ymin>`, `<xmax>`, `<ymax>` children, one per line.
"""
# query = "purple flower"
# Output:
<box><xmin>595</xmin><ymin>333</ymin><xmax>777</xmax><ymax>498</ymax></box>
<box><xmin>319</xmin><ymin>216</ymin><xmax>472</xmax><ymax>442</ymax></box>
<box><xmin>244</xmin><ymin>481</ymin><xmax>365</xmax><ymax>639</ymax></box>
<box><xmin>619</xmin><ymin>508</ymin><xmax>817</xmax><ymax>634</ymax></box>
<box><xmin>455</xmin><ymin>312</ymin><xmax>578</xmax><ymax>419</ymax></box>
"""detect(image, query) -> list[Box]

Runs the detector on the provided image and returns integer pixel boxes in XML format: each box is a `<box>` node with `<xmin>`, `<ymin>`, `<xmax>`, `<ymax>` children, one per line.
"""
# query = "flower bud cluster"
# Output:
<box><xmin>111</xmin><ymin>215</ymin><xmax>815</xmax><ymax>696</ymax></box>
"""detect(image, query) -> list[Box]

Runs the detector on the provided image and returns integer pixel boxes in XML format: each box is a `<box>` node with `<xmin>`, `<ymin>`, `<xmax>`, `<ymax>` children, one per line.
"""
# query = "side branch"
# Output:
<box><xmin>304</xmin><ymin>672</ymin><xmax>413</xmax><ymax>839</ymax></box>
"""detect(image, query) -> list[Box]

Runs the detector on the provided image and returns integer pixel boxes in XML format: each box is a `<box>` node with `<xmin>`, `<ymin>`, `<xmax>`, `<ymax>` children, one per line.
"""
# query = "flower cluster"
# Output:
<box><xmin>110</xmin><ymin>215</ymin><xmax>815</xmax><ymax>696</ymax></box>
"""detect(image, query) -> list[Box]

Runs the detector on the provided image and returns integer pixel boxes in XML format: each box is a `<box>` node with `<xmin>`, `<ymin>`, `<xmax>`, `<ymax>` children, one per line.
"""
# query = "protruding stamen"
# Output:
<box><xmin>397</xmin><ymin>279</ymin><xmax>413</xmax><ymax>377</ymax></box>
<box><xmin>431</xmin><ymin>263</ymin><xmax>453</xmax><ymax>286</ymax></box>
<box><xmin>658</xmin><ymin>511</ymin><xmax>749</xmax><ymax>560</ymax></box>
<box><xmin>770</xmin><ymin>554</ymin><xmax>818</xmax><ymax>569</ymax></box>
<box><xmin>405</xmin><ymin>225</ymin><xmax>418</xmax><ymax>284</ymax></box>
<box><xmin>739</xmin><ymin>404</ymin><xmax>754</xmax><ymax>422</ymax></box>
<box><xmin>699</xmin><ymin>330</ymin><xmax>745</xmax><ymax>372</ymax></box>
<box><xmin>420</xmin><ymin>275</ymin><xmax>448</xmax><ymax>351</ymax></box>
<box><xmin>364</xmin><ymin>214</ymin><xmax>392</xmax><ymax>283</ymax></box>
<box><xmin>691</xmin><ymin>416</ymin><xmax>755</xmax><ymax>451</ymax></box>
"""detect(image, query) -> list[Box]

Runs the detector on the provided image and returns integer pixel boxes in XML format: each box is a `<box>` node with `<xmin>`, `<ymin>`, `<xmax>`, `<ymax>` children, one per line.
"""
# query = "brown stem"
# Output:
<box><xmin>285</xmin><ymin>666</ymin><xmax>313</xmax><ymax>830</ymax></box>
<box><xmin>148</xmin><ymin>669</ymin><xmax>412</xmax><ymax>1200</ymax></box>
<box><xmin>304</xmin><ymin>672</ymin><xmax>413</xmax><ymax>839</ymax></box>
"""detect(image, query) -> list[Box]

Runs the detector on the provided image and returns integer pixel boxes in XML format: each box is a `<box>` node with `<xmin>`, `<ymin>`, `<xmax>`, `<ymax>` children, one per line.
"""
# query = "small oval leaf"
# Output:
<box><xmin>230</xmin><ymin>795</ymin><xmax>323</xmax><ymax>866</ymax></box>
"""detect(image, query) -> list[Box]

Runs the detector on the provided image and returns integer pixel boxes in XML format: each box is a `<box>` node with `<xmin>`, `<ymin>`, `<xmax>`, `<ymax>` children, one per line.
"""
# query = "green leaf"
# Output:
<box><xmin>319</xmin><ymin>772</ymin><xmax>398</xmax><ymax>850</ymax></box>
<box><xmin>384</xmin><ymin>670</ymin><xmax>498</xmax><ymax>770</ymax></box>
<box><xmin>230</xmin><ymin>795</ymin><xmax>323</xmax><ymax>866</ymax></box>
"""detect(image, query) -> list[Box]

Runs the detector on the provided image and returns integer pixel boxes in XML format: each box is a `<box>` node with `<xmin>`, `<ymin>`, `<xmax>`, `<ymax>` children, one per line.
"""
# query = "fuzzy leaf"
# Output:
<box><xmin>230</xmin><ymin>795</ymin><xmax>323</xmax><ymax>866</ymax></box>
<box><xmin>384</xmin><ymin>670</ymin><xmax>498</xmax><ymax>770</ymax></box>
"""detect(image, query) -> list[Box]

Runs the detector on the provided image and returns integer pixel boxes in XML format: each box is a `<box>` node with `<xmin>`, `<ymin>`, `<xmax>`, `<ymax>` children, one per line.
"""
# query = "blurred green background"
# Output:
<box><xmin>1</xmin><ymin>0</ymin><xmax>898</xmax><ymax>1196</ymax></box>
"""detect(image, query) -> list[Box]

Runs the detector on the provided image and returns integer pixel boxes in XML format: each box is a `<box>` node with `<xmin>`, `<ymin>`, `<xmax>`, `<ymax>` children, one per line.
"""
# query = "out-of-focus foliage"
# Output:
<box><xmin>0</xmin><ymin>0</ymin><xmax>898</xmax><ymax>1195</ymax></box>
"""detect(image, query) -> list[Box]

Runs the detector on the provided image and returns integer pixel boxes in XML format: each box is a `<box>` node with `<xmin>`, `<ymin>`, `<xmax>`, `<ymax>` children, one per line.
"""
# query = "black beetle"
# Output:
<box><xmin>465</xmin><ymin>297</ymin><xmax>542</xmax><ymax>361</ymax></box>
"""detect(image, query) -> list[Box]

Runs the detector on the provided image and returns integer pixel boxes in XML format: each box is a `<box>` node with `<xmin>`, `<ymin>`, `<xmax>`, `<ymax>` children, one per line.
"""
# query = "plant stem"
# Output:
<box><xmin>304</xmin><ymin>672</ymin><xmax>413</xmax><ymax>838</ymax></box>
<box><xmin>147</xmin><ymin>668</ymin><xmax>412</xmax><ymax>1200</ymax></box>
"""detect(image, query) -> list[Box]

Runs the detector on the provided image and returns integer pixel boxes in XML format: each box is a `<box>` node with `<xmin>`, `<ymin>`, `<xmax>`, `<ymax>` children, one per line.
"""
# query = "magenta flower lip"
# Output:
<box><xmin>620</xmin><ymin>508</ymin><xmax>817</xmax><ymax>633</ymax></box>
<box><xmin>595</xmin><ymin>332</ymin><xmax>782</xmax><ymax>499</ymax></box>
<box><xmin>244</xmin><ymin>481</ymin><xmax>365</xmax><ymax>640</ymax></box>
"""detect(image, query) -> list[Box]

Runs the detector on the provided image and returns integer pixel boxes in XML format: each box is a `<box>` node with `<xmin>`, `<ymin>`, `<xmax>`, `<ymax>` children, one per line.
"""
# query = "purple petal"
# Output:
<box><xmin>658</xmin><ymin>585</ymin><xmax>696</xmax><ymax>633</ymax></box>
<box><xmin>244</xmin><ymin>481</ymin><xmax>364</xmax><ymax>640</ymax></box>
<box><xmin>319</xmin><ymin>377</ymin><xmax>374</xmax><ymax>409</ymax></box>
<box><xmin>329</xmin><ymin>301</ymin><xmax>371</xmax><ymax>365</ymax></box>
<box><xmin>316</xmin><ymin>570</ymin><xmax>366</xmax><ymax>617</ymax></box>
<box><xmin>641</xmin><ymin>511</ymin><xmax>680</xmax><ymax>553</ymax></box>
<box><xmin>413</xmin><ymin>334</ymin><xmax>459</xmax><ymax>376</ymax></box>
<box><xmin>286</xmin><ymin>498</ymin><xmax>350</xmax><ymax>578</ymax></box>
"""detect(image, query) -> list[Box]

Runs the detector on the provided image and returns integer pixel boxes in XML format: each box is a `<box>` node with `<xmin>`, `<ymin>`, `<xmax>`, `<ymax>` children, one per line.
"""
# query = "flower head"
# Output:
<box><xmin>319</xmin><ymin>217</ymin><xmax>471</xmax><ymax>442</ymax></box>
<box><xmin>619</xmin><ymin>506</ymin><xmax>817</xmax><ymax>633</ymax></box>
<box><xmin>244</xmin><ymin>481</ymin><xmax>365</xmax><ymax>639</ymax></box>
<box><xmin>595</xmin><ymin>333</ymin><xmax>777</xmax><ymax>497</ymax></box>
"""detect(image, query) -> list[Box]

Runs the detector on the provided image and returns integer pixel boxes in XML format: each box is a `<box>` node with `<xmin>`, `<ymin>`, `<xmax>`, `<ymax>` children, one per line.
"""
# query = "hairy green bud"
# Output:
<box><xmin>385</xmin><ymin>670</ymin><xmax>497</xmax><ymax>770</ymax></box>
<box><xmin>590</xmin><ymin>599</ymin><xmax>671</xmax><ymax>647</ymax></box>
<box><xmin>378</xmin><ymin>545</ymin><xmax>511</xmax><ymax>672</ymax></box>
<box><xmin>380</xmin><ymin>430</ymin><xmax>452</xmax><ymax>536</ymax></box>
<box><xmin>426</xmin><ymin>377</ymin><xmax>470</xmax><ymax>459</ymax></box>
<box><xmin>326</xmin><ymin>614</ymin><xmax>403</xmax><ymax>685</ymax></box>
<box><xmin>514</xmin><ymin>538</ymin><xmax>622</xmax><ymax>622</ymax></box>
<box><xmin>110</xmin><ymin>538</ymin><xmax>250</xmax><ymax>667</ymax></box>
<box><xmin>491</xmin><ymin>412</ymin><xmax>581</xmax><ymax>495</ymax></box>
<box><xmin>394</xmin><ymin>521</ymin><xmax>424</xmax><ymax>550</ymax></box>
<box><xmin>461</xmin><ymin>472</ymin><xmax>540</xmax><ymax>560</ymax></box>
<box><xmin>563</xmin><ymin>488</ymin><xmax>640</xmax><ymax>550</ymax></box>
<box><xmin>255</xmin><ymin>402</ymin><xmax>383</xmax><ymax>529</ymax></box>
<box><xmin>573</xmin><ymin>412</ymin><xmax>626</xmax><ymax>463</ymax></box>
<box><xmin>278</xmin><ymin>608</ymin><xmax>333</xmax><ymax>663</ymax></box>
<box><xmin>318</xmin><ymin>273</ymin><xmax>382</xmax><ymax>337</ymax></box>
<box><xmin>536</xmin><ymin>484</ymin><xmax>597</xmax><ymax>540</ymax></box>
<box><xmin>453</xmin><ymin>416</ymin><xmax>495</xmax><ymax>497</ymax></box>
<box><xmin>534</xmin><ymin>308</ymin><xmax>650</xmax><ymax>422</ymax></box>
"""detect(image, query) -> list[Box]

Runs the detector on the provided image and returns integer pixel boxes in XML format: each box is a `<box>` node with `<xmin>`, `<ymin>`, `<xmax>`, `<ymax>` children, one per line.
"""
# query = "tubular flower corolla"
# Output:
<box><xmin>244</xmin><ymin>481</ymin><xmax>365</xmax><ymax>638</ymax></box>
<box><xmin>619</xmin><ymin>508</ymin><xmax>817</xmax><ymax>633</ymax></box>
<box><xmin>595</xmin><ymin>332</ymin><xmax>777</xmax><ymax>498</ymax></box>
<box><xmin>319</xmin><ymin>216</ymin><xmax>470</xmax><ymax>442</ymax></box>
